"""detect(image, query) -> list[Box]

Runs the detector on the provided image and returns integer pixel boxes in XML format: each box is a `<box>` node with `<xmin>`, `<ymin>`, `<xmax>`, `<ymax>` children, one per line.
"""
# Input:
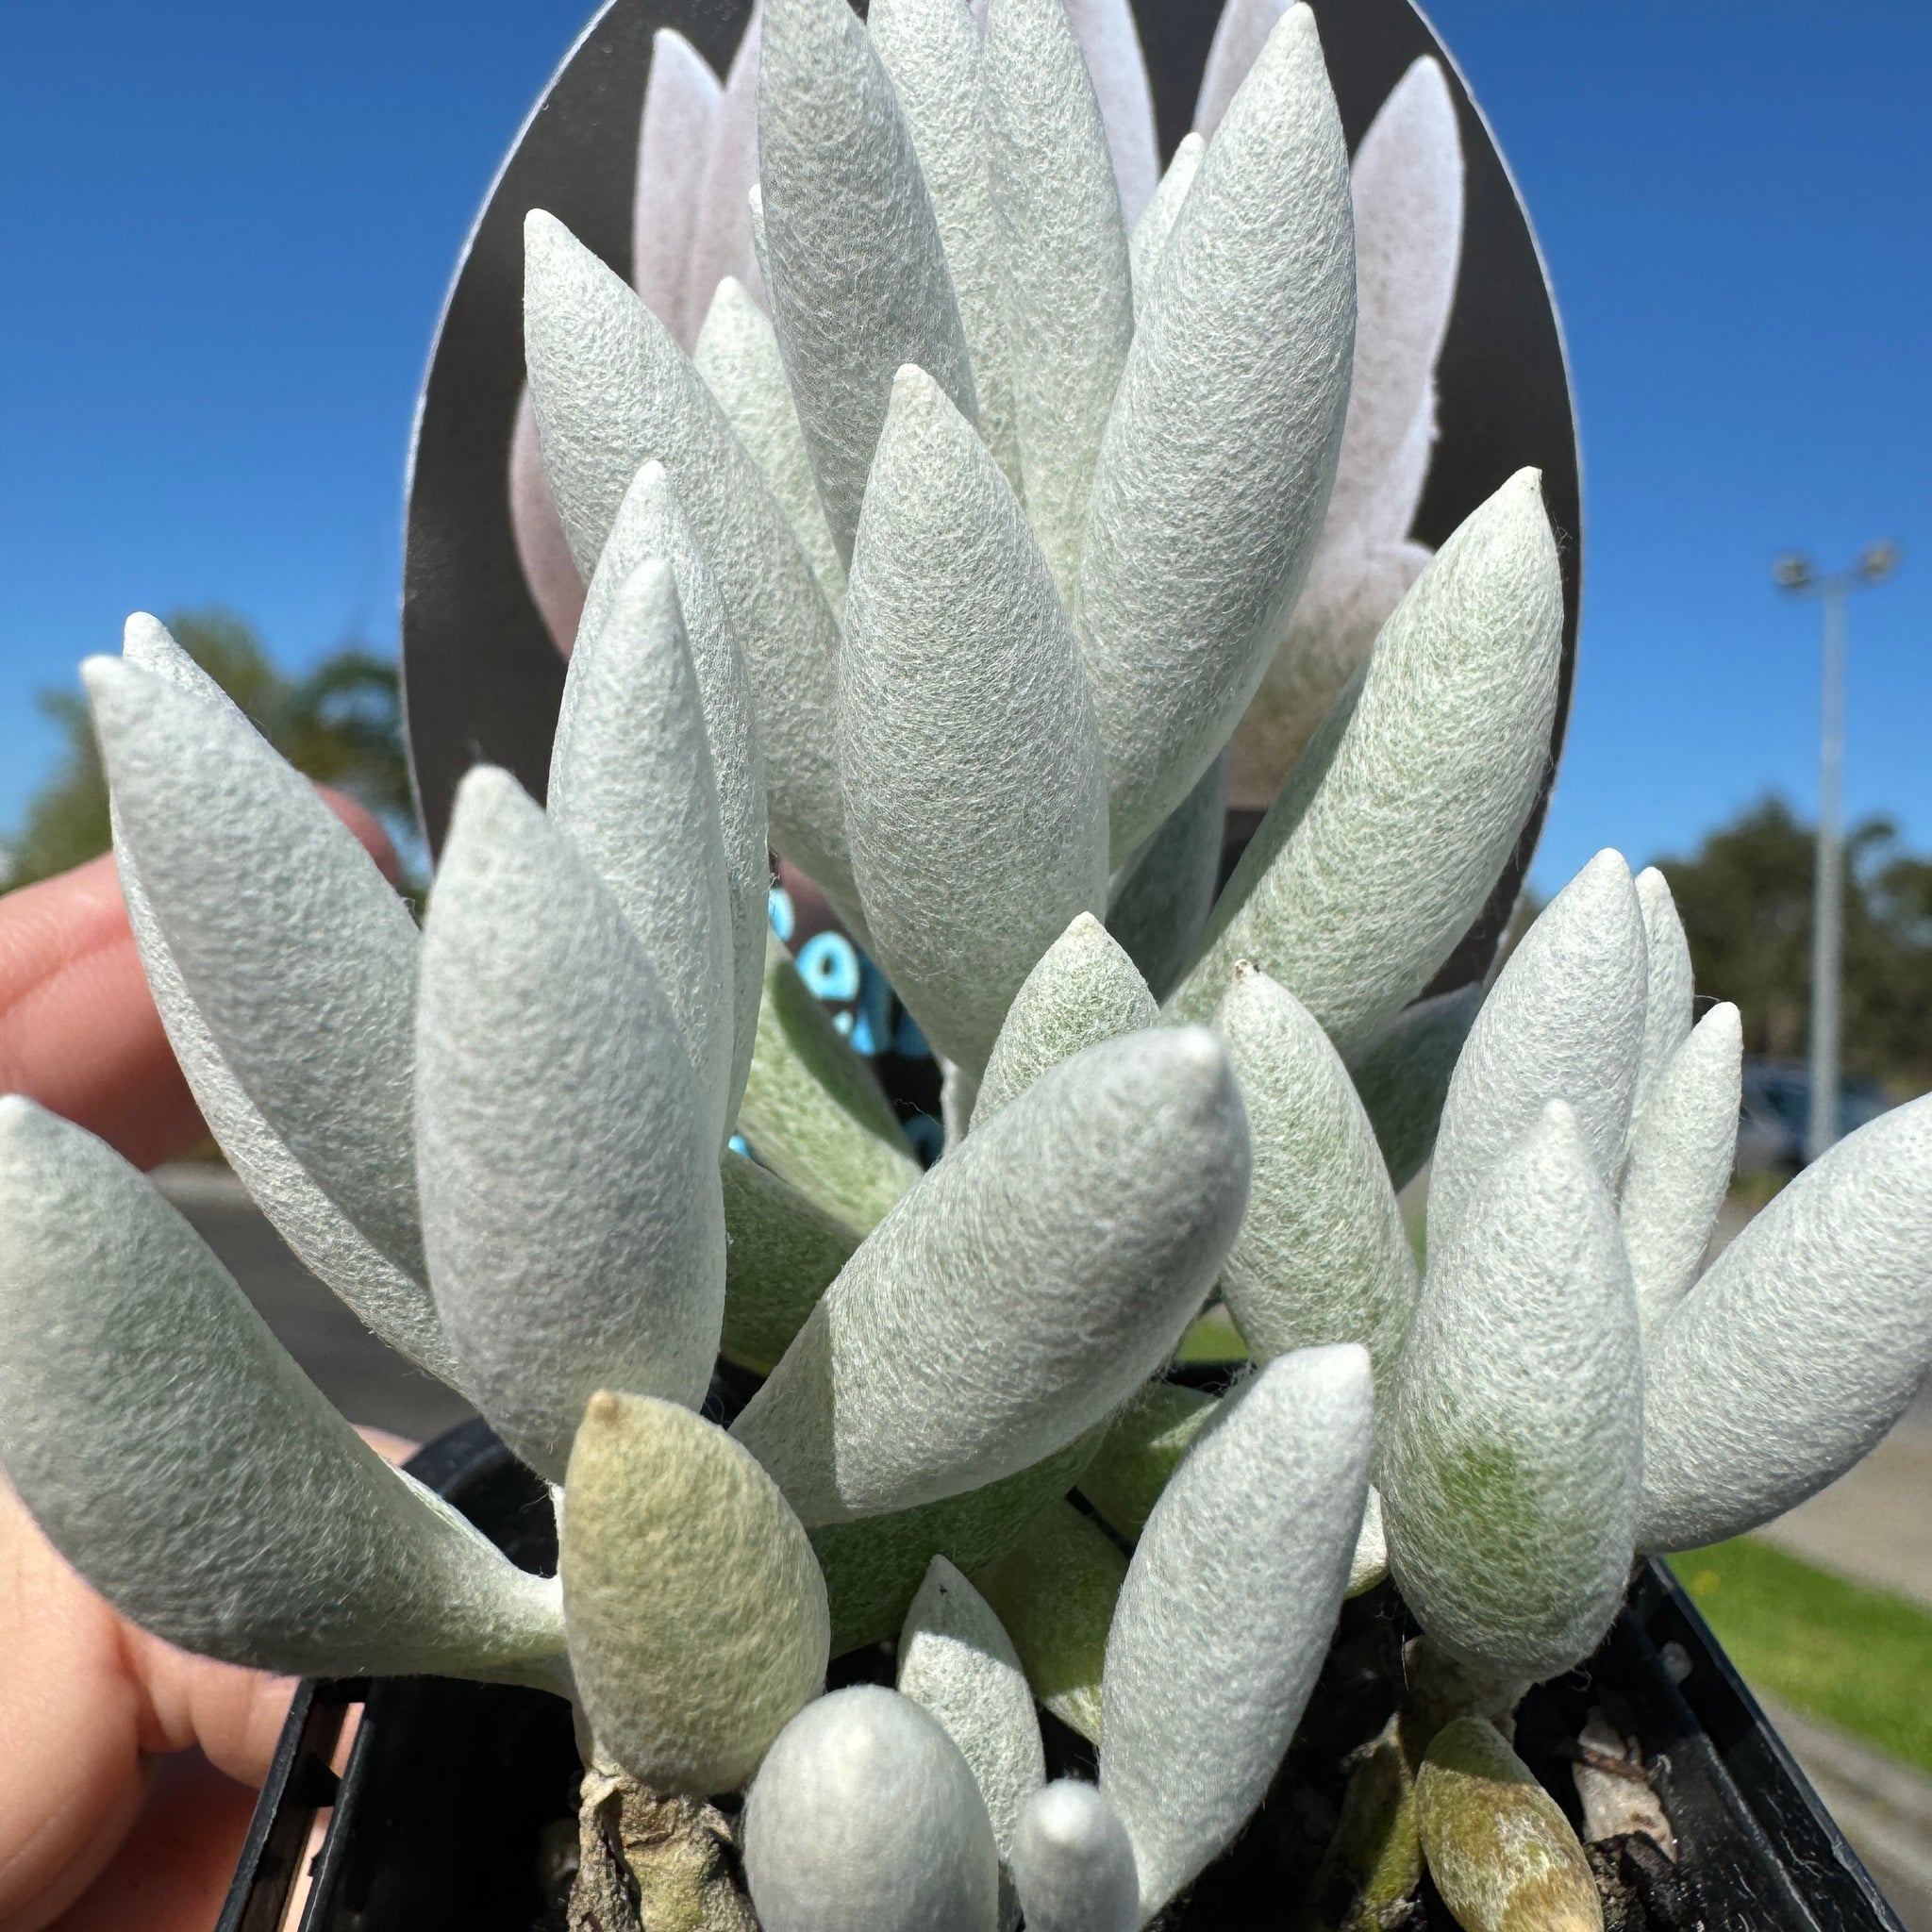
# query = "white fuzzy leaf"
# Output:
<box><xmin>976</xmin><ymin>913</ymin><xmax>1156</xmax><ymax>1127</ymax></box>
<box><xmin>1101</xmin><ymin>1344</ymin><xmax>1374</xmax><ymax>1917</ymax></box>
<box><xmin>1009</xmin><ymin>1781</ymin><xmax>1139</xmax><ymax>1932</ymax></box>
<box><xmin>1631</xmin><ymin>865</ymin><xmax>1694</xmax><ymax>1138</ymax></box>
<box><xmin>721</xmin><ymin>1148</ymin><xmax>858</xmax><ymax>1375</ymax></box>
<box><xmin>1079</xmin><ymin>2</ymin><xmax>1355</xmax><ymax>860</ymax></box>
<box><xmin>1104</xmin><ymin>746</ymin><xmax>1226</xmax><ymax>1006</ymax></box>
<box><xmin>508</xmin><ymin>389</ymin><xmax>588</xmax><ymax>654</ymax></box>
<box><xmin>0</xmin><ymin>1098</ymin><xmax>565</xmax><ymax>1690</ymax></box>
<box><xmin>523</xmin><ymin>212</ymin><xmax>855</xmax><ymax>919</ymax></box>
<box><xmin>841</xmin><ymin>367</ymin><xmax>1108</xmax><ymax>1074</ymax></box>
<box><xmin>1382</xmin><ymin>1103</ymin><xmax>1643</xmax><ymax>1682</ymax></box>
<box><xmin>570</xmin><ymin>462</ymin><xmax>769</xmax><ymax>1132</ymax></box>
<box><xmin>416</xmin><ymin>769</ymin><xmax>724</xmax><ymax>1483</ymax></box>
<box><xmin>1426</xmin><ymin>851</ymin><xmax>1647</xmax><ymax>1260</ymax></box>
<box><xmin>982</xmin><ymin>0</ymin><xmax>1133</xmax><ymax>604</ymax></box>
<box><xmin>1216</xmin><ymin>964</ymin><xmax>1419</xmax><ymax>1393</ymax></box>
<box><xmin>1127</xmin><ymin>132</ymin><xmax>1203</xmax><ymax>325</ymax></box>
<box><xmin>1345</xmin><ymin>981</ymin><xmax>1484</xmax><ymax>1193</ymax></box>
<box><xmin>689</xmin><ymin>2</ymin><xmax>764</xmax><ymax>323</ymax></box>
<box><xmin>731</xmin><ymin>1028</ymin><xmax>1250</xmax><ymax>1524</ymax></box>
<box><xmin>1172</xmin><ymin>471</ymin><xmax>1562</xmax><ymax>1056</ymax></box>
<box><xmin>1061</xmin><ymin>0</ymin><xmax>1158</xmax><ymax>226</ymax></box>
<box><xmin>1621</xmin><ymin>1003</ymin><xmax>1741</xmax><ymax>1338</ymax></box>
<box><xmin>634</xmin><ymin>28</ymin><xmax>723</xmax><ymax>349</ymax></box>
<box><xmin>551</xmin><ymin>559</ymin><xmax>735</xmax><ymax>1145</ymax></box>
<box><xmin>1191</xmin><ymin>0</ymin><xmax>1287</xmax><ymax>139</ymax></box>
<box><xmin>745</xmin><ymin>1686</ymin><xmax>1000</xmax><ymax>1932</ymax></box>
<box><xmin>1640</xmin><ymin>1094</ymin><xmax>1932</xmax><ymax>1552</ymax></box>
<box><xmin>758</xmin><ymin>0</ymin><xmax>978</xmax><ymax>565</ymax></box>
<box><xmin>869</xmin><ymin>0</ymin><xmax>1022</xmax><ymax>492</ymax></box>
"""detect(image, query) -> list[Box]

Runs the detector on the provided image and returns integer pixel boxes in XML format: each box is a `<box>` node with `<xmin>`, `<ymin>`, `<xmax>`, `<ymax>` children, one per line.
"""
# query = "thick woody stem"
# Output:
<box><xmin>568</xmin><ymin>1759</ymin><xmax>760</xmax><ymax>1932</ymax></box>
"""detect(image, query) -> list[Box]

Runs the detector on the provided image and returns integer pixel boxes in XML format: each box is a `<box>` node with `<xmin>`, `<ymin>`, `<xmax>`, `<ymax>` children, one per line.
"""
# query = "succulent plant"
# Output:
<box><xmin>5</xmin><ymin>1</ymin><xmax>1930</xmax><ymax>1930</ymax></box>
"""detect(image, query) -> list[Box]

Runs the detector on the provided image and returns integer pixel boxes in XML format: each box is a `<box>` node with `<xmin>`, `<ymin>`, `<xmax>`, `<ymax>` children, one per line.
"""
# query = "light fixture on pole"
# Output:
<box><xmin>1773</xmin><ymin>539</ymin><xmax>1903</xmax><ymax>1163</ymax></box>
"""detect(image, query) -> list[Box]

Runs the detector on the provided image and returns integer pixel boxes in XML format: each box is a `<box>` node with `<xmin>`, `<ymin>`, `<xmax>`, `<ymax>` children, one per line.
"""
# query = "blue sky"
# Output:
<box><xmin>0</xmin><ymin>0</ymin><xmax>1925</xmax><ymax>894</ymax></box>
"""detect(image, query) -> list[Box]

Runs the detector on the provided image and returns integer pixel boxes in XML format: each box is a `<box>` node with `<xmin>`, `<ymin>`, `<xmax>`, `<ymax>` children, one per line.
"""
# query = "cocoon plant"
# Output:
<box><xmin>1346</xmin><ymin>980</ymin><xmax>1484</xmax><ymax>1192</ymax></box>
<box><xmin>1009</xmin><ymin>1780</ymin><xmax>1141</xmax><ymax>1932</ymax></box>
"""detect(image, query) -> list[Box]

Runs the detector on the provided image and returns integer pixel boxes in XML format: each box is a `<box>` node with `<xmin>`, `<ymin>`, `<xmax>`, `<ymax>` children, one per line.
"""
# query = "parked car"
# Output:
<box><xmin>1736</xmin><ymin>1058</ymin><xmax>1890</xmax><ymax>1174</ymax></box>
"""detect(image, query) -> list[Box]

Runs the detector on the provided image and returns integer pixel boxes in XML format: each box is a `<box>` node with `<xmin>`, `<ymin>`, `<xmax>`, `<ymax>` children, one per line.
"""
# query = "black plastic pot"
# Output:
<box><xmin>219</xmin><ymin>1417</ymin><xmax>1907</xmax><ymax>1932</ymax></box>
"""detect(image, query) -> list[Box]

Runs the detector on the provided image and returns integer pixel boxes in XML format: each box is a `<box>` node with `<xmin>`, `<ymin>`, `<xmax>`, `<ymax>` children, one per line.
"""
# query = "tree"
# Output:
<box><xmin>2</xmin><ymin>609</ymin><xmax>417</xmax><ymax>893</ymax></box>
<box><xmin>1655</xmin><ymin>796</ymin><xmax>1932</xmax><ymax>1094</ymax></box>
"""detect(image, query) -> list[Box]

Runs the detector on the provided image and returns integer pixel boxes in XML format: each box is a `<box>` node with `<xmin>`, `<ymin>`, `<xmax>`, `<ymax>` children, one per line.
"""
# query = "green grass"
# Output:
<box><xmin>1673</xmin><ymin>1538</ymin><xmax>1932</xmax><ymax>1774</ymax></box>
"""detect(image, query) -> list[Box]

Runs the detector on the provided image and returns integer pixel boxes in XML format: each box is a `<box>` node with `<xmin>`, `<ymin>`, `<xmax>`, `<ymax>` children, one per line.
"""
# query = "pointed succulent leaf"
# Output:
<box><xmin>0</xmin><ymin>1098</ymin><xmax>566</xmax><ymax>1689</ymax></box>
<box><xmin>416</xmin><ymin>769</ymin><xmax>725</xmax><ymax>1483</ymax></box>
<box><xmin>551</xmin><ymin>558</ymin><xmax>735</xmax><ymax>1143</ymax></box>
<box><xmin>1639</xmin><ymin>1094</ymin><xmax>1932</xmax><ymax>1552</ymax></box>
<box><xmin>508</xmin><ymin>389</ymin><xmax>588</xmax><ymax>653</ymax></box>
<box><xmin>523</xmin><ymin>212</ymin><xmax>855</xmax><ymax>914</ymax></box>
<box><xmin>758</xmin><ymin>0</ymin><xmax>978</xmax><ymax>566</ymax></box>
<box><xmin>689</xmin><ymin>1</ymin><xmax>764</xmax><ymax>320</ymax></box>
<box><xmin>868</xmin><ymin>0</ymin><xmax>1022</xmax><ymax>492</ymax></box>
<box><xmin>1127</xmin><ymin>132</ymin><xmax>1203</xmax><ymax>324</ymax></box>
<box><xmin>981</xmin><ymin>0</ymin><xmax>1134</xmax><ymax>604</ymax></box>
<box><xmin>1103</xmin><ymin>746</ymin><xmax>1226</xmax><ymax>1005</ymax></box>
<box><xmin>634</xmin><ymin>28</ymin><xmax>724</xmax><ymax>349</ymax></box>
<box><xmin>1345</xmin><ymin>982</ymin><xmax>1484</xmax><ymax>1193</ymax></box>
<box><xmin>975</xmin><ymin>913</ymin><xmax>1156</xmax><ymax>1127</ymax></box>
<box><xmin>974</xmin><ymin>1499</ymin><xmax>1126</xmax><ymax>1744</ymax></box>
<box><xmin>84</xmin><ymin>652</ymin><xmax>445</xmax><ymax>1371</ymax></box>
<box><xmin>730</xmin><ymin>1028</ymin><xmax>1250</xmax><ymax>1524</ymax></box>
<box><xmin>1074</xmin><ymin>1381</ymin><xmax>1215</xmax><ymax>1542</ymax></box>
<box><xmin>1078</xmin><ymin>3</ymin><xmax>1354</xmax><ymax>860</ymax></box>
<box><xmin>563</xmin><ymin>1390</ymin><xmax>829</xmax><ymax>1794</ymax></box>
<box><xmin>814</xmin><ymin>1432</ymin><xmax>1098</xmax><ymax>1656</ymax></box>
<box><xmin>899</xmin><ymin>1556</ymin><xmax>1046</xmax><ymax>1915</ymax></box>
<box><xmin>1631</xmin><ymin>865</ymin><xmax>1694</xmax><ymax>1135</ymax></box>
<box><xmin>1101</xmin><ymin>1345</ymin><xmax>1374</xmax><ymax>1918</ymax></box>
<box><xmin>1350</xmin><ymin>1485</ymin><xmax>1391</xmax><ymax>1596</ymax></box>
<box><xmin>1192</xmin><ymin>0</ymin><xmax>1287</xmax><ymax>138</ymax></box>
<box><xmin>1008</xmin><ymin>1781</ymin><xmax>1140</xmax><ymax>1932</ymax></box>
<box><xmin>1414</xmin><ymin>1720</ymin><xmax>1603</xmax><ymax>1932</ymax></box>
<box><xmin>1621</xmin><ymin>1004</ymin><xmax>1741</xmax><ymax>1338</ymax></box>
<box><xmin>1216</xmin><ymin>964</ymin><xmax>1419</xmax><ymax>1391</ymax></box>
<box><xmin>694</xmin><ymin>276</ymin><xmax>847</xmax><ymax>608</ymax></box>
<box><xmin>721</xmin><ymin>1149</ymin><xmax>858</xmax><ymax>1374</ymax></box>
<box><xmin>1381</xmin><ymin>1103</ymin><xmax>1642</xmax><ymax>1682</ymax></box>
<box><xmin>1061</xmin><ymin>0</ymin><xmax>1159</xmax><ymax>225</ymax></box>
<box><xmin>739</xmin><ymin>932</ymin><xmax>923</xmax><ymax>1234</ymax></box>
<box><xmin>841</xmin><ymin>367</ymin><xmax>1109</xmax><ymax>1074</ymax></box>
<box><xmin>1171</xmin><ymin>471</ymin><xmax>1563</xmax><ymax>1053</ymax></box>
<box><xmin>572</xmin><ymin>459</ymin><xmax>770</xmax><ymax>1130</ymax></box>
<box><xmin>744</xmin><ymin>1686</ymin><xmax>1000</xmax><ymax>1932</ymax></box>
<box><xmin>1425</xmin><ymin>852</ymin><xmax>1647</xmax><ymax>1259</ymax></box>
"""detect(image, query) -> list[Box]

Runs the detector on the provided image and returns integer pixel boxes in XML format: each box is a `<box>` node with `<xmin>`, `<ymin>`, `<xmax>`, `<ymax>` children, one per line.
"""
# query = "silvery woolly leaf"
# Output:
<box><xmin>758</xmin><ymin>0</ymin><xmax>977</xmax><ymax>566</ymax></box>
<box><xmin>899</xmin><ymin>1556</ymin><xmax>1046</xmax><ymax>1926</ymax></box>
<box><xmin>562</xmin><ymin>1390</ymin><xmax>828</xmax><ymax>1794</ymax></box>
<box><xmin>981</xmin><ymin>0</ymin><xmax>1133</xmax><ymax>605</ymax></box>
<box><xmin>974</xmin><ymin>1499</ymin><xmax>1126</xmax><ymax>1744</ymax></box>
<box><xmin>813</xmin><ymin>1432</ymin><xmax>1099</xmax><ymax>1655</ymax></box>
<box><xmin>634</xmin><ymin>27</ymin><xmax>723</xmax><ymax>350</ymax></box>
<box><xmin>1345</xmin><ymin>981</ymin><xmax>1484</xmax><ymax>1193</ymax></box>
<box><xmin>730</xmin><ymin>1028</ymin><xmax>1250</xmax><ymax>1524</ymax></box>
<box><xmin>868</xmin><ymin>0</ymin><xmax>1022</xmax><ymax>492</ymax></box>
<box><xmin>841</xmin><ymin>367</ymin><xmax>1108</xmax><ymax>1075</ymax></box>
<box><xmin>738</xmin><ymin>931</ymin><xmax>923</xmax><ymax>1235</ymax></box>
<box><xmin>1425</xmin><ymin>851</ymin><xmax>1647</xmax><ymax>1259</ymax></box>
<box><xmin>508</xmin><ymin>389</ymin><xmax>588</xmax><ymax>654</ymax></box>
<box><xmin>975</xmin><ymin>913</ymin><xmax>1156</xmax><ymax>1128</ymax></box>
<box><xmin>1381</xmin><ymin>1103</ymin><xmax>1642</xmax><ymax>1683</ymax></box>
<box><xmin>1217</xmin><ymin>964</ymin><xmax>1418</xmax><ymax>1391</ymax></box>
<box><xmin>1103</xmin><ymin>747</ymin><xmax>1226</xmax><ymax>1006</ymax></box>
<box><xmin>1101</xmin><ymin>1345</ymin><xmax>1374</xmax><ymax>1918</ymax></box>
<box><xmin>416</xmin><ymin>768</ymin><xmax>724</xmax><ymax>1484</ymax></box>
<box><xmin>0</xmin><ymin>1098</ymin><xmax>566</xmax><ymax>1690</ymax></box>
<box><xmin>1631</xmin><ymin>865</ymin><xmax>1694</xmax><ymax>1137</ymax></box>
<box><xmin>1075</xmin><ymin>1383</ymin><xmax>1217</xmax><ymax>1543</ymax></box>
<box><xmin>1192</xmin><ymin>0</ymin><xmax>1287</xmax><ymax>138</ymax></box>
<box><xmin>721</xmin><ymin>1148</ymin><xmax>858</xmax><ymax>1375</ymax></box>
<box><xmin>84</xmin><ymin>651</ymin><xmax>446</xmax><ymax>1377</ymax></box>
<box><xmin>1009</xmin><ymin>1781</ymin><xmax>1140</xmax><ymax>1932</ymax></box>
<box><xmin>1640</xmin><ymin>1094</ymin><xmax>1932</xmax><ymax>1552</ymax></box>
<box><xmin>1061</xmin><ymin>0</ymin><xmax>1158</xmax><ymax>226</ymax></box>
<box><xmin>1620</xmin><ymin>1004</ymin><xmax>1741</xmax><ymax>1339</ymax></box>
<box><xmin>570</xmin><ymin>459</ymin><xmax>769</xmax><ymax>1131</ymax></box>
<box><xmin>551</xmin><ymin>558</ymin><xmax>734</xmax><ymax>1145</ymax></box>
<box><xmin>1171</xmin><ymin>471</ymin><xmax>1562</xmax><ymax>1055</ymax></box>
<box><xmin>522</xmin><ymin>212</ymin><xmax>856</xmax><ymax>918</ymax></box>
<box><xmin>1078</xmin><ymin>3</ymin><xmax>1353</xmax><ymax>860</ymax></box>
<box><xmin>1127</xmin><ymin>132</ymin><xmax>1203</xmax><ymax>325</ymax></box>
<box><xmin>694</xmin><ymin>276</ymin><xmax>847</xmax><ymax>610</ymax></box>
<box><xmin>690</xmin><ymin>1</ymin><xmax>764</xmax><ymax>319</ymax></box>
<box><xmin>744</xmin><ymin>1686</ymin><xmax>1000</xmax><ymax>1932</ymax></box>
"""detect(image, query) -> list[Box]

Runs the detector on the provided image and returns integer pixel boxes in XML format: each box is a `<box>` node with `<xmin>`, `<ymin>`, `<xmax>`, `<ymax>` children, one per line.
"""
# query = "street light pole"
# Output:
<box><xmin>1773</xmin><ymin>541</ymin><xmax>1903</xmax><ymax>1163</ymax></box>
